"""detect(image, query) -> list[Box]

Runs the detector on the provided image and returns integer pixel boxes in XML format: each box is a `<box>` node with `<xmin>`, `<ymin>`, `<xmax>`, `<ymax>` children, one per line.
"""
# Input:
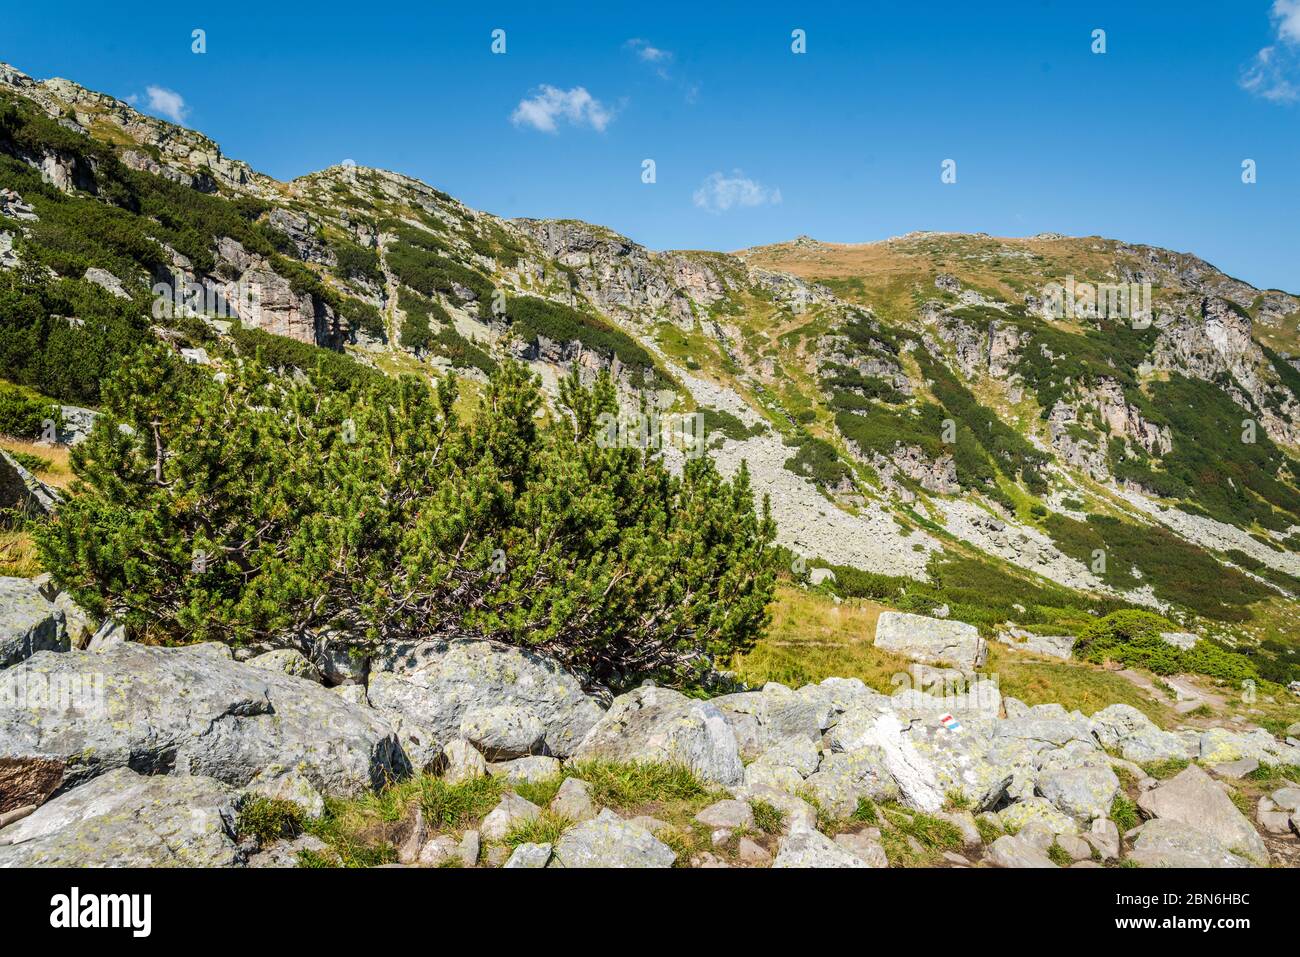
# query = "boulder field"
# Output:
<box><xmin>1</xmin><ymin>584</ymin><xmax>1297</xmax><ymax>868</ymax></box>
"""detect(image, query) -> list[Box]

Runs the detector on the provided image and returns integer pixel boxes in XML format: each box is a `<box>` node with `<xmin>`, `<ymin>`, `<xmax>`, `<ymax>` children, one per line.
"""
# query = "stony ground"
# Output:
<box><xmin>2</xmin><ymin>574</ymin><xmax>1297</xmax><ymax>869</ymax></box>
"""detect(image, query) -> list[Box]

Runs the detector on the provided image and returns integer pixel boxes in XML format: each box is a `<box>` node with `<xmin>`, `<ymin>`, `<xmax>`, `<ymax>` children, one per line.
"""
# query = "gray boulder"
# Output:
<box><xmin>997</xmin><ymin>797</ymin><xmax>1079</xmax><ymax>836</ymax></box>
<box><xmin>1128</xmin><ymin>818</ymin><xmax>1253</xmax><ymax>868</ymax></box>
<box><xmin>368</xmin><ymin>638</ymin><xmax>603</xmax><ymax>758</ymax></box>
<box><xmin>0</xmin><ymin>768</ymin><xmax>242</xmax><ymax>867</ymax></box>
<box><xmin>873</xmin><ymin>611</ymin><xmax>987</xmax><ymax>670</ymax></box>
<box><xmin>1085</xmin><ymin>817</ymin><xmax>1120</xmax><ymax>861</ymax></box>
<box><xmin>247</xmin><ymin>649</ymin><xmax>322</xmax><ymax>683</ymax></box>
<box><xmin>695</xmin><ymin>799</ymin><xmax>754</xmax><ymax>831</ymax></box>
<box><xmin>437</xmin><ymin>738</ymin><xmax>487</xmax><ymax>784</ymax></box>
<box><xmin>0</xmin><ymin>643</ymin><xmax>407</xmax><ymax>810</ymax></box>
<box><xmin>550</xmin><ymin>777</ymin><xmax>597</xmax><ymax>822</ymax></box>
<box><xmin>572</xmin><ymin>685</ymin><xmax>743</xmax><ymax>786</ymax></box>
<box><xmin>801</xmin><ymin>746</ymin><xmax>900</xmax><ymax>817</ymax></box>
<box><xmin>0</xmin><ymin>577</ymin><xmax>67</xmax><ymax>669</ymax></box>
<box><xmin>460</xmin><ymin>704</ymin><xmax>545</xmax><ymax>760</ymax></box>
<box><xmin>552</xmin><ymin>809</ymin><xmax>675</xmax><ymax>868</ymax></box>
<box><xmin>996</xmin><ymin>628</ymin><xmax>1075</xmax><ymax>660</ymax></box>
<box><xmin>751</xmin><ymin>736</ymin><xmax>821</xmax><ymax>777</ymax></box>
<box><xmin>243</xmin><ymin>766</ymin><xmax>325</xmax><ymax>819</ymax></box>
<box><xmin>1136</xmin><ymin>764</ymin><xmax>1268</xmax><ymax>865</ymax></box>
<box><xmin>480</xmin><ymin>792</ymin><xmax>540</xmax><ymax>841</ymax></box>
<box><xmin>712</xmin><ymin>684</ymin><xmax>831</xmax><ymax>759</ymax></box>
<box><xmin>505</xmin><ymin>842</ymin><xmax>552</xmax><ymax>868</ymax></box>
<box><xmin>1036</xmin><ymin>765</ymin><xmax>1120</xmax><ymax>822</ymax></box>
<box><xmin>987</xmin><ymin>833</ymin><xmax>1059</xmax><ymax>868</ymax></box>
<box><xmin>773</xmin><ymin>824</ymin><xmax>870</xmax><ymax>868</ymax></box>
<box><xmin>1118</xmin><ymin>727</ymin><xmax>1188</xmax><ymax>764</ymax></box>
<box><xmin>0</xmin><ymin>450</ymin><xmax>61</xmax><ymax>518</ymax></box>
<box><xmin>247</xmin><ymin>833</ymin><xmax>331</xmax><ymax>868</ymax></box>
<box><xmin>832</xmin><ymin>830</ymin><xmax>889</xmax><ymax>866</ymax></box>
<box><xmin>487</xmin><ymin>755</ymin><xmax>562</xmax><ymax>784</ymax></box>
<box><xmin>86</xmin><ymin>618</ymin><xmax>126</xmax><ymax>652</ymax></box>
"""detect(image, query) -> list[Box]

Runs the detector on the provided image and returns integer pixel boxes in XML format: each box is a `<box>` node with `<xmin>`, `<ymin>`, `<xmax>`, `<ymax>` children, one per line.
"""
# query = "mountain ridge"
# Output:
<box><xmin>1</xmin><ymin>57</ymin><xmax>1298</xmax><ymax>684</ymax></box>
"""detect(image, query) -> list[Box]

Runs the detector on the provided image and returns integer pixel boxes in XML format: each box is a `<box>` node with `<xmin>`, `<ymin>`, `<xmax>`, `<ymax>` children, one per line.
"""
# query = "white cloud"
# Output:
<box><xmin>692</xmin><ymin>170</ymin><xmax>782</xmax><ymax>213</ymax></box>
<box><xmin>140</xmin><ymin>85</ymin><xmax>189</xmax><ymax>124</ymax></box>
<box><xmin>1276</xmin><ymin>0</ymin><xmax>1300</xmax><ymax>42</ymax></box>
<box><xmin>626</xmin><ymin>38</ymin><xmax>672</xmax><ymax>64</ymax></box>
<box><xmin>510</xmin><ymin>85</ymin><xmax>613</xmax><ymax>133</ymax></box>
<box><xmin>1241</xmin><ymin>46</ymin><xmax>1299</xmax><ymax>102</ymax></box>
<box><xmin>1240</xmin><ymin>1</ymin><xmax>1300</xmax><ymax>103</ymax></box>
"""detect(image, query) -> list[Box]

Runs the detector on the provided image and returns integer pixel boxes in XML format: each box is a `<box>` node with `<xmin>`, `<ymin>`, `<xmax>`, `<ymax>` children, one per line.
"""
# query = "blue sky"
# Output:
<box><xmin>3</xmin><ymin>1</ymin><xmax>1300</xmax><ymax>291</ymax></box>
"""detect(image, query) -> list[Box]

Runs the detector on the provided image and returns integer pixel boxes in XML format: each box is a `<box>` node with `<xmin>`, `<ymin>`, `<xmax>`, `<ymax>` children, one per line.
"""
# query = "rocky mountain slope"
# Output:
<box><xmin>1</xmin><ymin>57</ymin><xmax>1298</xmax><ymax>681</ymax></box>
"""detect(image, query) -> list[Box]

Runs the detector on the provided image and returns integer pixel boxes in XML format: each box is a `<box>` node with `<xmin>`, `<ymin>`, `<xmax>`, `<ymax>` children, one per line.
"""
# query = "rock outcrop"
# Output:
<box><xmin>367</xmin><ymin>637</ymin><xmax>604</xmax><ymax>759</ymax></box>
<box><xmin>0</xmin><ymin>768</ymin><xmax>243</xmax><ymax>867</ymax></box>
<box><xmin>873</xmin><ymin>611</ymin><xmax>987</xmax><ymax>670</ymax></box>
<box><xmin>0</xmin><ymin>643</ymin><xmax>407</xmax><ymax>809</ymax></box>
<box><xmin>0</xmin><ymin>577</ymin><xmax>67</xmax><ymax>669</ymax></box>
<box><xmin>572</xmin><ymin>685</ymin><xmax>743</xmax><ymax>786</ymax></box>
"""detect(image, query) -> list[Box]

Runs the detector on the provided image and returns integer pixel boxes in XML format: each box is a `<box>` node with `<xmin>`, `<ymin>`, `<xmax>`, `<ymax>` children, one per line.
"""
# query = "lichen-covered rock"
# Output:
<box><xmin>1085</xmin><ymin>817</ymin><xmax>1120</xmax><ymax>861</ymax></box>
<box><xmin>243</xmin><ymin>765</ymin><xmax>325</xmax><ymax>819</ymax></box>
<box><xmin>997</xmin><ymin>797</ymin><xmax>1080</xmax><ymax>836</ymax></box>
<box><xmin>550</xmin><ymin>777</ymin><xmax>597</xmax><ymax>822</ymax></box>
<box><xmin>437</xmin><ymin>738</ymin><xmax>487</xmax><ymax>784</ymax></box>
<box><xmin>247</xmin><ymin>833</ymin><xmax>331</xmax><ymax>868</ymax></box>
<box><xmin>480</xmin><ymin>792</ymin><xmax>541</xmax><ymax>842</ymax></box>
<box><xmin>801</xmin><ymin>746</ymin><xmax>900</xmax><ymax>817</ymax></box>
<box><xmin>1197</xmin><ymin>727</ymin><xmax>1294</xmax><ymax>766</ymax></box>
<box><xmin>0</xmin><ymin>577</ymin><xmax>66</xmax><ymax>669</ymax></box>
<box><xmin>1036</xmin><ymin>765</ymin><xmax>1120</xmax><ymax>822</ymax></box>
<box><xmin>552</xmin><ymin>809</ymin><xmax>676</xmax><ymax>868</ymax></box>
<box><xmin>248</xmin><ymin>649</ymin><xmax>323</xmax><ymax>683</ymax></box>
<box><xmin>1088</xmin><ymin>703</ymin><xmax>1155</xmax><ymax>749</ymax></box>
<box><xmin>368</xmin><ymin>638</ymin><xmax>603</xmax><ymax>758</ymax></box>
<box><xmin>694</xmin><ymin>799</ymin><xmax>754</xmax><ymax>831</ymax></box>
<box><xmin>743</xmin><ymin>762</ymin><xmax>804</xmax><ymax>795</ymax></box>
<box><xmin>572</xmin><ymin>685</ymin><xmax>743</xmax><ymax>786</ymax></box>
<box><xmin>873</xmin><ymin>611</ymin><xmax>987</xmax><ymax>670</ymax></box>
<box><xmin>1117</xmin><ymin>726</ymin><xmax>1189</xmax><ymax>764</ymax></box>
<box><xmin>712</xmin><ymin>684</ymin><xmax>831</xmax><ymax>759</ymax></box>
<box><xmin>773</xmin><ymin>824</ymin><xmax>870</xmax><ymax>868</ymax></box>
<box><xmin>0</xmin><ymin>768</ymin><xmax>242</xmax><ymax>867</ymax></box>
<box><xmin>460</xmin><ymin>704</ymin><xmax>545</xmax><ymax>760</ymax></box>
<box><xmin>0</xmin><ymin>451</ymin><xmax>61</xmax><ymax>519</ymax></box>
<box><xmin>751</xmin><ymin>736</ymin><xmax>821</xmax><ymax>778</ymax></box>
<box><xmin>0</xmin><ymin>643</ymin><xmax>407</xmax><ymax>810</ymax></box>
<box><xmin>987</xmin><ymin>833</ymin><xmax>1058</xmax><ymax>868</ymax></box>
<box><xmin>505</xmin><ymin>842</ymin><xmax>552</xmax><ymax>868</ymax></box>
<box><xmin>1137</xmin><ymin>764</ymin><xmax>1268</xmax><ymax>865</ymax></box>
<box><xmin>1128</xmin><ymin>818</ymin><xmax>1253</xmax><ymax>868</ymax></box>
<box><xmin>907</xmin><ymin>721</ymin><xmax>1032</xmax><ymax>807</ymax></box>
<box><xmin>832</xmin><ymin>830</ymin><xmax>889</xmax><ymax>866</ymax></box>
<box><xmin>487</xmin><ymin>755</ymin><xmax>561</xmax><ymax>784</ymax></box>
<box><xmin>993</xmin><ymin>716</ymin><xmax>1095</xmax><ymax>750</ymax></box>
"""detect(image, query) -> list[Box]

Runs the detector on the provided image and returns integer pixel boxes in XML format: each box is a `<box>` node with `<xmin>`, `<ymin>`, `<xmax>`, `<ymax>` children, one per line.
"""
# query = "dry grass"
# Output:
<box><xmin>0</xmin><ymin>529</ymin><xmax>41</xmax><ymax>578</ymax></box>
<box><xmin>735</xmin><ymin>585</ymin><xmax>1184</xmax><ymax>728</ymax></box>
<box><xmin>983</xmin><ymin>644</ymin><xmax>1173</xmax><ymax>725</ymax></box>
<box><xmin>731</xmin><ymin>584</ymin><xmax>914</xmax><ymax>691</ymax></box>
<box><xmin>0</xmin><ymin>437</ymin><xmax>73</xmax><ymax>489</ymax></box>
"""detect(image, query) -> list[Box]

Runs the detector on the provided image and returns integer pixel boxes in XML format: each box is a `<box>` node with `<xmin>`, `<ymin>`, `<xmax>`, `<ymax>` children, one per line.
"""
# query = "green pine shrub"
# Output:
<box><xmin>35</xmin><ymin>347</ymin><xmax>776</xmax><ymax>688</ymax></box>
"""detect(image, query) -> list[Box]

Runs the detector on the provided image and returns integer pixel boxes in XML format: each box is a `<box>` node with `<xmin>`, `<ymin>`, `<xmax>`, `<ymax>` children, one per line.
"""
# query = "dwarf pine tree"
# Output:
<box><xmin>36</xmin><ymin>344</ymin><xmax>776</xmax><ymax>686</ymax></box>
